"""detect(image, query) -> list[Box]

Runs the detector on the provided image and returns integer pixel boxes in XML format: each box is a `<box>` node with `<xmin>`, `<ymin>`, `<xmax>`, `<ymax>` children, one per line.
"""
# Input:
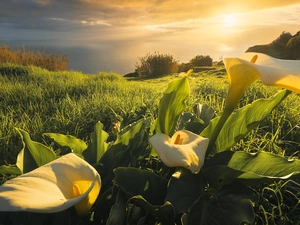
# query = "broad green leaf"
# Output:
<box><xmin>0</xmin><ymin>165</ymin><xmax>22</xmax><ymax>175</ymax></box>
<box><xmin>114</xmin><ymin>118</ymin><xmax>148</xmax><ymax>146</ymax></box>
<box><xmin>165</xmin><ymin>169</ymin><xmax>205</xmax><ymax>214</ymax></box>
<box><xmin>201</xmin><ymin>89</ymin><xmax>289</xmax><ymax>154</ymax></box>
<box><xmin>113</xmin><ymin>167</ymin><xmax>168</xmax><ymax>205</ymax></box>
<box><xmin>156</xmin><ymin>77</ymin><xmax>190</xmax><ymax>136</ymax></box>
<box><xmin>98</xmin><ymin>119</ymin><xmax>149</xmax><ymax>191</ymax></box>
<box><xmin>93</xmin><ymin>187</ymin><xmax>115</xmax><ymax>223</ymax></box>
<box><xmin>83</xmin><ymin>121</ymin><xmax>108</xmax><ymax>164</ymax></box>
<box><xmin>182</xmin><ymin>182</ymin><xmax>256</xmax><ymax>225</ymax></box>
<box><xmin>126</xmin><ymin>203</ymin><xmax>147</xmax><ymax>225</ymax></box>
<box><xmin>184</xmin><ymin>103</ymin><xmax>215</xmax><ymax>134</ymax></box>
<box><xmin>44</xmin><ymin>133</ymin><xmax>87</xmax><ymax>156</ymax></box>
<box><xmin>128</xmin><ymin>195</ymin><xmax>175</xmax><ymax>225</ymax></box>
<box><xmin>16</xmin><ymin>128</ymin><xmax>56</xmax><ymax>173</ymax></box>
<box><xmin>203</xmin><ymin>151</ymin><xmax>300</xmax><ymax>186</ymax></box>
<box><xmin>106</xmin><ymin>190</ymin><xmax>127</xmax><ymax>225</ymax></box>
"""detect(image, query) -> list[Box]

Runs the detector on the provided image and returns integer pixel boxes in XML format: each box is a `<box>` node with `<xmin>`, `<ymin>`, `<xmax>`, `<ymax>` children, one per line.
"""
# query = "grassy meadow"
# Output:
<box><xmin>0</xmin><ymin>63</ymin><xmax>300</xmax><ymax>223</ymax></box>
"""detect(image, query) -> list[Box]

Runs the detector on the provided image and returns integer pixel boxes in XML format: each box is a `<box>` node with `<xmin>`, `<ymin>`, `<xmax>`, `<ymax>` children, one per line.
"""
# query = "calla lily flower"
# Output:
<box><xmin>223</xmin><ymin>52</ymin><xmax>300</xmax><ymax>109</ymax></box>
<box><xmin>208</xmin><ymin>53</ymin><xmax>300</xmax><ymax>151</ymax></box>
<box><xmin>0</xmin><ymin>153</ymin><xmax>101</xmax><ymax>216</ymax></box>
<box><xmin>149</xmin><ymin>130</ymin><xmax>209</xmax><ymax>174</ymax></box>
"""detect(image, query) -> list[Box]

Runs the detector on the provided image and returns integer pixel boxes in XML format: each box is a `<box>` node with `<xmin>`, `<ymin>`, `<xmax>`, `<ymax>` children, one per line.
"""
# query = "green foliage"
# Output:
<box><xmin>83</xmin><ymin>121</ymin><xmax>109</xmax><ymax>164</ymax></box>
<box><xmin>113</xmin><ymin>167</ymin><xmax>168</xmax><ymax>204</ymax></box>
<box><xmin>189</xmin><ymin>55</ymin><xmax>213</xmax><ymax>67</ymax></box>
<box><xmin>202</xmin><ymin>89</ymin><xmax>290</xmax><ymax>155</ymax></box>
<box><xmin>0</xmin><ymin>67</ymin><xmax>161</xmax><ymax>165</ymax></box>
<box><xmin>1</xmin><ymin>65</ymin><xmax>300</xmax><ymax>224</ymax></box>
<box><xmin>44</xmin><ymin>133</ymin><xmax>88</xmax><ymax>156</ymax></box>
<box><xmin>0</xmin><ymin>63</ymin><xmax>29</xmax><ymax>77</ymax></box>
<box><xmin>0</xmin><ymin>43</ymin><xmax>68</xmax><ymax>71</ymax></box>
<box><xmin>155</xmin><ymin>77</ymin><xmax>190</xmax><ymax>136</ymax></box>
<box><xmin>15</xmin><ymin>128</ymin><xmax>56</xmax><ymax>174</ymax></box>
<box><xmin>136</xmin><ymin>52</ymin><xmax>178</xmax><ymax>78</ymax></box>
<box><xmin>182</xmin><ymin>182</ymin><xmax>257</xmax><ymax>225</ymax></box>
<box><xmin>178</xmin><ymin>62</ymin><xmax>193</xmax><ymax>73</ymax></box>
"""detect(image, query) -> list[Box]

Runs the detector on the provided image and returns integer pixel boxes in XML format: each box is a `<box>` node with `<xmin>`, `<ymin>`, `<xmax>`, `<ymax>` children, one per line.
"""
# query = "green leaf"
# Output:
<box><xmin>44</xmin><ymin>133</ymin><xmax>87</xmax><ymax>157</ymax></box>
<box><xmin>165</xmin><ymin>169</ymin><xmax>205</xmax><ymax>214</ymax></box>
<box><xmin>106</xmin><ymin>190</ymin><xmax>127</xmax><ymax>225</ymax></box>
<box><xmin>203</xmin><ymin>151</ymin><xmax>300</xmax><ymax>186</ymax></box>
<box><xmin>93</xmin><ymin>187</ymin><xmax>115</xmax><ymax>224</ymax></box>
<box><xmin>128</xmin><ymin>195</ymin><xmax>175</xmax><ymax>225</ymax></box>
<box><xmin>181</xmin><ymin>182</ymin><xmax>256</xmax><ymax>225</ymax></box>
<box><xmin>98</xmin><ymin>119</ymin><xmax>149</xmax><ymax>191</ymax></box>
<box><xmin>201</xmin><ymin>89</ymin><xmax>289</xmax><ymax>154</ymax></box>
<box><xmin>184</xmin><ymin>103</ymin><xmax>215</xmax><ymax>134</ymax></box>
<box><xmin>83</xmin><ymin>121</ymin><xmax>108</xmax><ymax>164</ymax></box>
<box><xmin>0</xmin><ymin>165</ymin><xmax>22</xmax><ymax>175</ymax></box>
<box><xmin>16</xmin><ymin>128</ymin><xmax>56</xmax><ymax>173</ymax></box>
<box><xmin>156</xmin><ymin>77</ymin><xmax>190</xmax><ymax>136</ymax></box>
<box><xmin>113</xmin><ymin>167</ymin><xmax>168</xmax><ymax>205</ymax></box>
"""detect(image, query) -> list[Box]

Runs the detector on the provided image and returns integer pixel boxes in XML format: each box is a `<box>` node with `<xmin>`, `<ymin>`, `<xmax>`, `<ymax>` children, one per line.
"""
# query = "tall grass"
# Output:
<box><xmin>0</xmin><ymin>43</ymin><xmax>68</xmax><ymax>71</ymax></box>
<box><xmin>0</xmin><ymin>64</ymin><xmax>167</xmax><ymax>164</ymax></box>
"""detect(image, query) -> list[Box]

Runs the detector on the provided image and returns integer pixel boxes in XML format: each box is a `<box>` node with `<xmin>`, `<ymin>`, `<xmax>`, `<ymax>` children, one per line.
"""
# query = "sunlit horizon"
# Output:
<box><xmin>0</xmin><ymin>0</ymin><xmax>299</xmax><ymax>74</ymax></box>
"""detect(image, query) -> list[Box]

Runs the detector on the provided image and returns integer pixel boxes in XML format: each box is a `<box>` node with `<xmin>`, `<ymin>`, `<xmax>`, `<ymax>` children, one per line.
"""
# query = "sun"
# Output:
<box><xmin>222</xmin><ymin>14</ymin><xmax>238</xmax><ymax>27</ymax></box>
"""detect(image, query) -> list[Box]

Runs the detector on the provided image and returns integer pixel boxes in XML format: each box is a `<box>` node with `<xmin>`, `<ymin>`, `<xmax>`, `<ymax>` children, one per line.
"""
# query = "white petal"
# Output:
<box><xmin>0</xmin><ymin>153</ymin><xmax>101</xmax><ymax>214</ymax></box>
<box><xmin>149</xmin><ymin>133</ymin><xmax>190</xmax><ymax>168</ymax></box>
<box><xmin>149</xmin><ymin>131</ymin><xmax>209</xmax><ymax>174</ymax></box>
<box><xmin>239</xmin><ymin>53</ymin><xmax>300</xmax><ymax>93</ymax></box>
<box><xmin>186</xmin><ymin>136</ymin><xmax>209</xmax><ymax>173</ymax></box>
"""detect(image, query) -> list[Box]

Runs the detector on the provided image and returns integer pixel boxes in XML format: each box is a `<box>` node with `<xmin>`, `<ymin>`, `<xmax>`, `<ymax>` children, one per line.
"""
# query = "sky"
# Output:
<box><xmin>1</xmin><ymin>0</ymin><xmax>300</xmax><ymax>74</ymax></box>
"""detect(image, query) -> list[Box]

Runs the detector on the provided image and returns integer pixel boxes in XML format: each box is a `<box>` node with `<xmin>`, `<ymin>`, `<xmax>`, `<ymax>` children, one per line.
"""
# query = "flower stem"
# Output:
<box><xmin>206</xmin><ymin>104</ymin><xmax>235</xmax><ymax>156</ymax></box>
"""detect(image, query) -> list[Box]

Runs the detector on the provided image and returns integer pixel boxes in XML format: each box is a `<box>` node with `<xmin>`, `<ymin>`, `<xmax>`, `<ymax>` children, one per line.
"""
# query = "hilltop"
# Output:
<box><xmin>246</xmin><ymin>31</ymin><xmax>300</xmax><ymax>59</ymax></box>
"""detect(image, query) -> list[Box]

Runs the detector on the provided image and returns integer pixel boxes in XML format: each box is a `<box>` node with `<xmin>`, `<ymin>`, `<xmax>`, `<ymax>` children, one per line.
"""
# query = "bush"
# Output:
<box><xmin>135</xmin><ymin>52</ymin><xmax>178</xmax><ymax>78</ymax></box>
<box><xmin>0</xmin><ymin>43</ymin><xmax>68</xmax><ymax>71</ymax></box>
<box><xmin>178</xmin><ymin>62</ymin><xmax>193</xmax><ymax>73</ymax></box>
<box><xmin>189</xmin><ymin>55</ymin><xmax>213</xmax><ymax>67</ymax></box>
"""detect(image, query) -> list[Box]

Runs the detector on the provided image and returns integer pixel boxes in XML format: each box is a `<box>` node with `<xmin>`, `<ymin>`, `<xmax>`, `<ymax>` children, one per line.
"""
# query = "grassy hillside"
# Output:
<box><xmin>1</xmin><ymin>63</ymin><xmax>299</xmax><ymax>163</ymax></box>
<box><xmin>1</xmin><ymin>63</ymin><xmax>300</xmax><ymax>224</ymax></box>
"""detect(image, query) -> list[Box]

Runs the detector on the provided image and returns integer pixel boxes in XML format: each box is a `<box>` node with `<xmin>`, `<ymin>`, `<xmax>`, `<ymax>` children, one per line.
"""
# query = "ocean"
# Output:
<box><xmin>1</xmin><ymin>40</ymin><xmax>139</xmax><ymax>75</ymax></box>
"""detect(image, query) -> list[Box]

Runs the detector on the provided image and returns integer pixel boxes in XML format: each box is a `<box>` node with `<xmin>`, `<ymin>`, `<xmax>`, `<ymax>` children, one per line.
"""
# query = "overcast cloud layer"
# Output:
<box><xmin>1</xmin><ymin>0</ymin><xmax>300</xmax><ymax>73</ymax></box>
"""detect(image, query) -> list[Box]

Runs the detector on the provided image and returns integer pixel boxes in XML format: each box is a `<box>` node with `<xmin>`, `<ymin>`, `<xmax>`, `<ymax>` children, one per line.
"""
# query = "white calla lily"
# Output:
<box><xmin>149</xmin><ymin>130</ymin><xmax>209</xmax><ymax>174</ymax></box>
<box><xmin>238</xmin><ymin>52</ymin><xmax>300</xmax><ymax>93</ymax></box>
<box><xmin>0</xmin><ymin>153</ymin><xmax>101</xmax><ymax>216</ymax></box>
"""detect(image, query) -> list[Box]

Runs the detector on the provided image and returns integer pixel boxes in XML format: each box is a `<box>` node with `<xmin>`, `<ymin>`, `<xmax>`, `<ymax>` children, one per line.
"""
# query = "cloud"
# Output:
<box><xmin>1</xmin><ymin>0</ymin><xmax>300</xmax><ymax>50</ymax></box>
<box><xmin>2</xmin><ymin>0</ymin><xmax>299</xmax><ymax>30</ymax></box>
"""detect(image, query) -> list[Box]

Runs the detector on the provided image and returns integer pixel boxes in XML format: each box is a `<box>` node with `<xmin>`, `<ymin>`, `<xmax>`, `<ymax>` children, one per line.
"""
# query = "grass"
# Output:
<box><xmin>1</xmin><ymin>64</ymin><xmax>300</xmax><ymax>162</ymax></box>
<box><xmin>0</xmin><ymin>63</ymin><xmax>300</xmax><ymax>224</ymax></box>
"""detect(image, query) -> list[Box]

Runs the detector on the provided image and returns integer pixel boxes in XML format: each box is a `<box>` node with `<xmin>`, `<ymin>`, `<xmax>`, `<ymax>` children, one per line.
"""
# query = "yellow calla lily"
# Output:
<box><xmin>0</xmin><ymin>153</ymin><xmax>101</xmax><ymax>216</ymax></box>
<box><xmin>223</xmin><ymin>52</ymin><xmax>300</xmax><ymax>109</ymax></box>
<box><xmin>149</xmin><ymin>130</ymin><xmax>209</xmax><ymax>174</ymax></box>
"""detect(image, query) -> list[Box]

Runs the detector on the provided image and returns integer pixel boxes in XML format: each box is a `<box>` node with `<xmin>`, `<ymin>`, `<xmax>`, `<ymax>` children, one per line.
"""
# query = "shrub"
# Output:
<box><xmin>189</xmin><ymin>55</ymin><xmax>213</xmax><ymax>67</ymax></box>
<box><xmin>0</xmin><ymin>43</ymin><xmax>68</xmax><ymax>71</ymax></box>
<box><xmin>135</xmin><ymin>52</ymin><xmax>178</xmax><ymax>78</ymax></box>
<box><xmin>178</xmin><ymin>62</ymin><xmax>193</xmax><ymax>73</ymax></box>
